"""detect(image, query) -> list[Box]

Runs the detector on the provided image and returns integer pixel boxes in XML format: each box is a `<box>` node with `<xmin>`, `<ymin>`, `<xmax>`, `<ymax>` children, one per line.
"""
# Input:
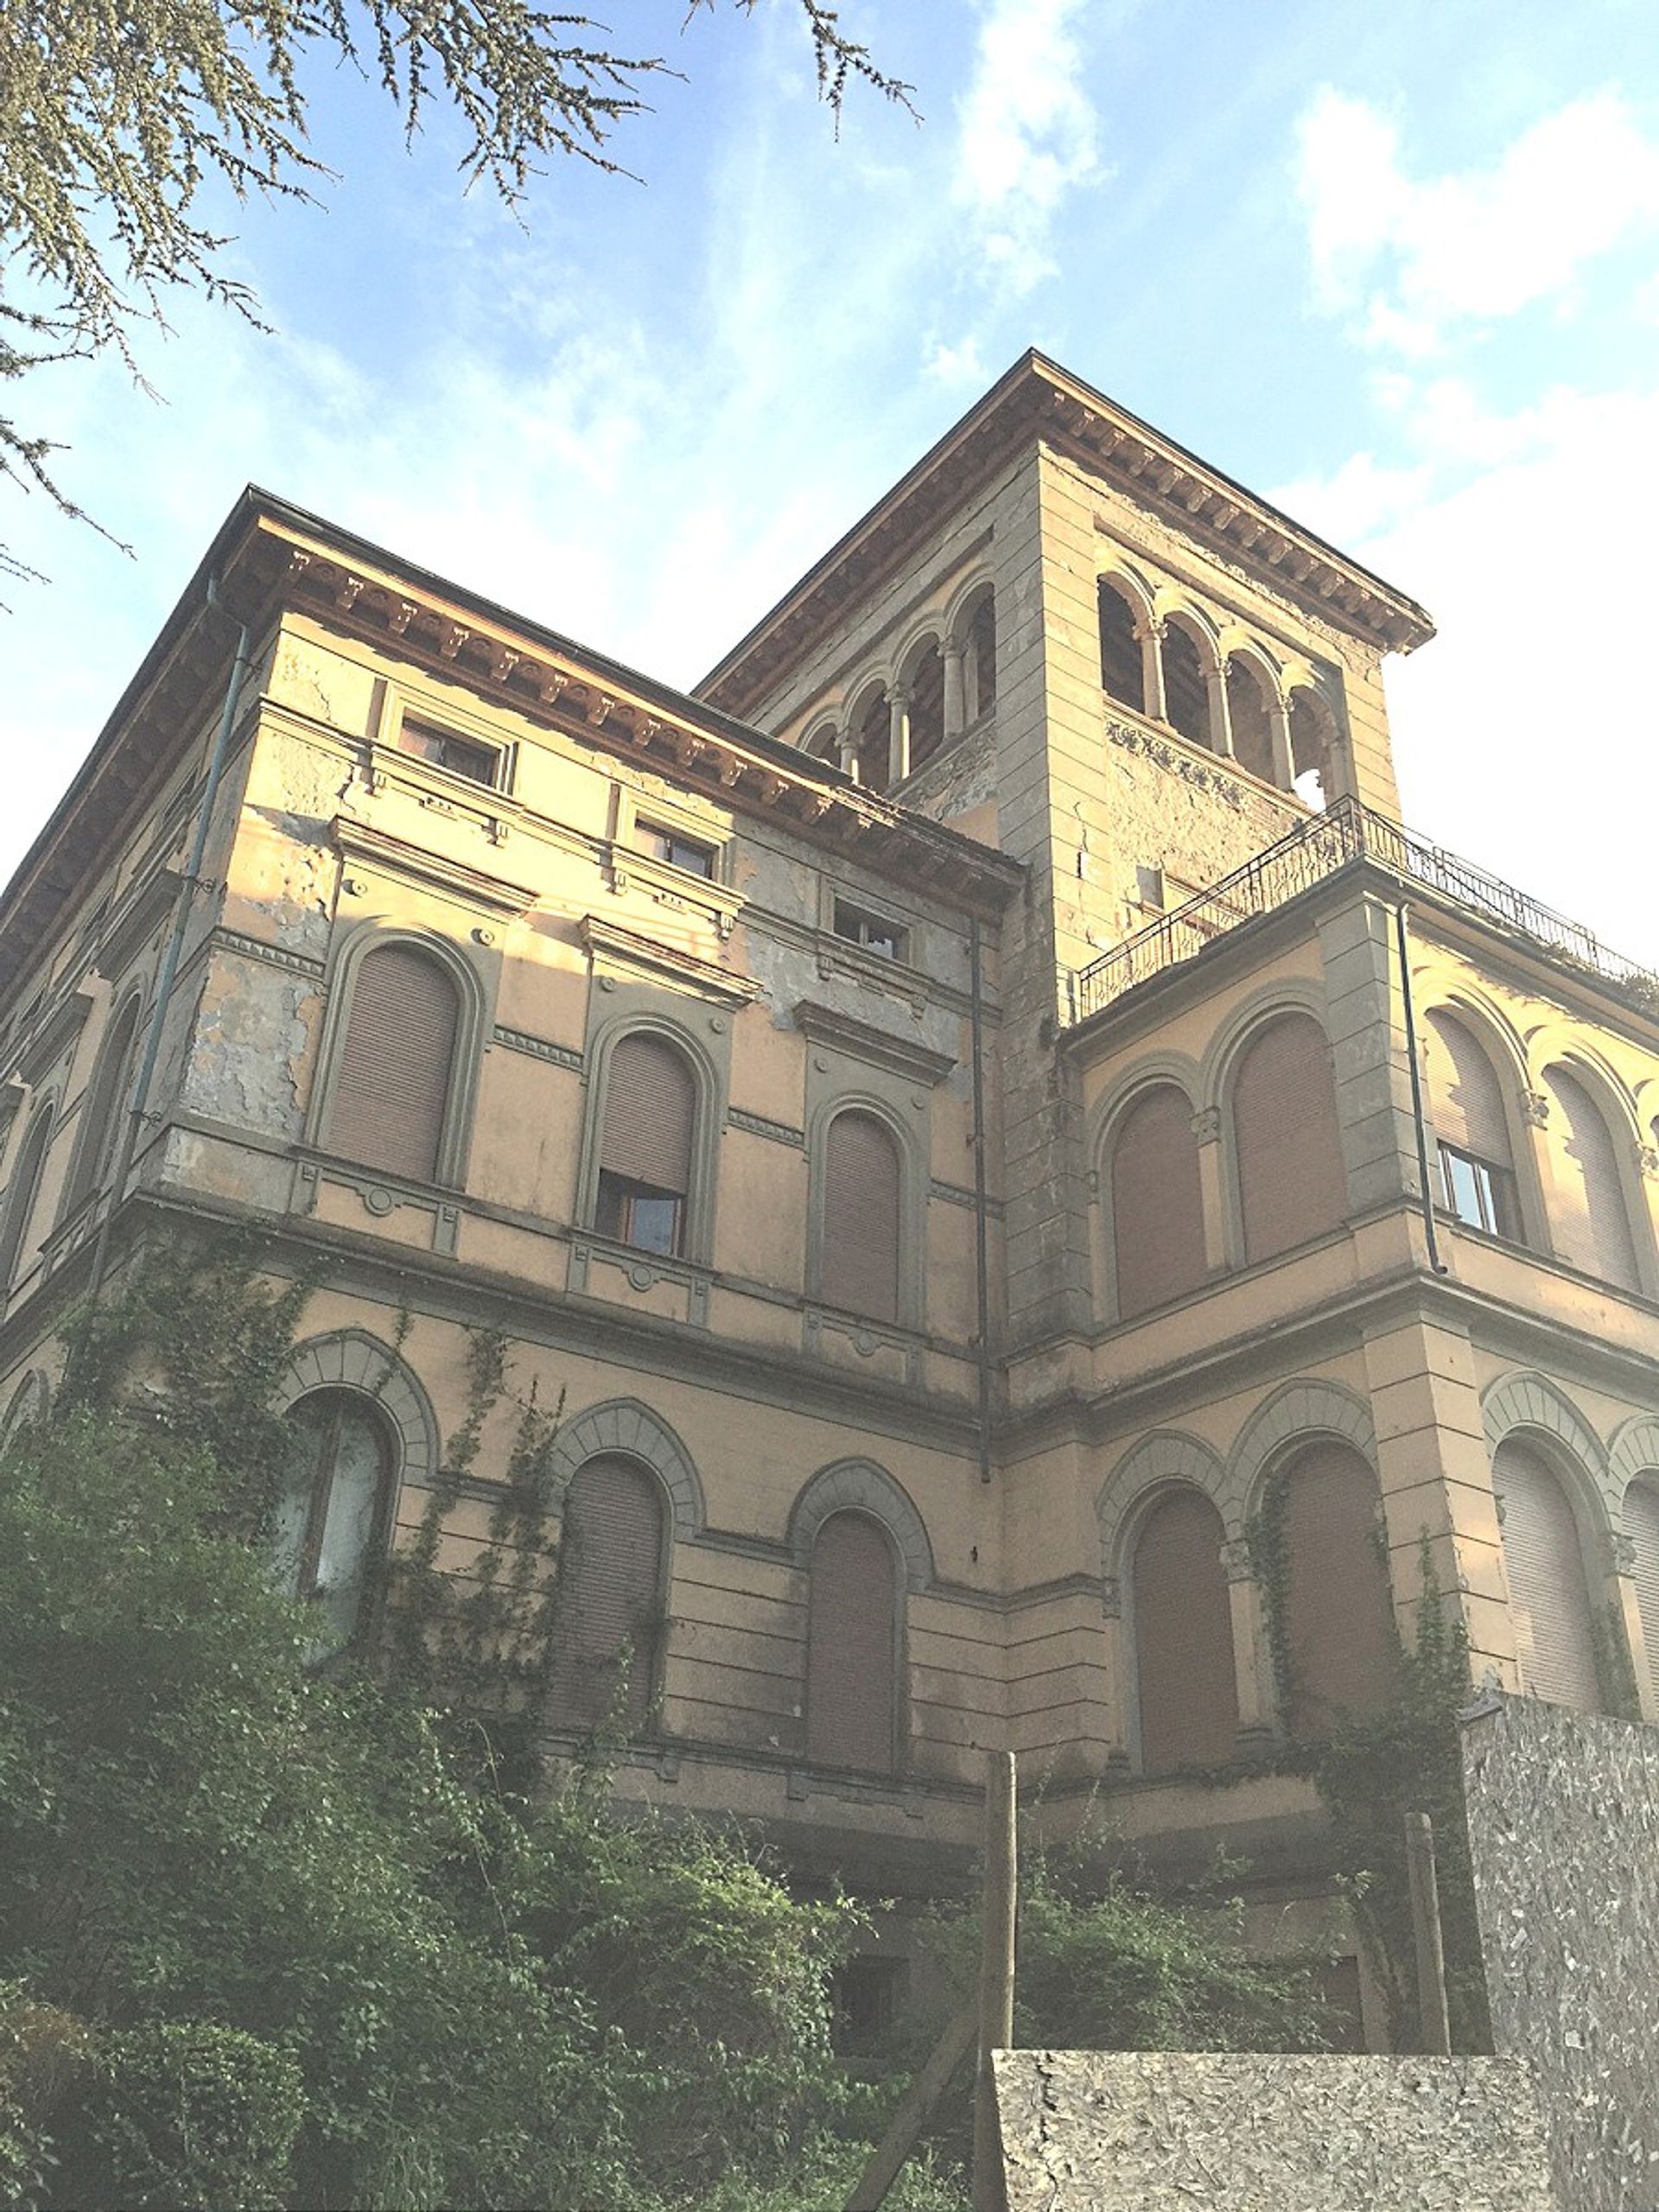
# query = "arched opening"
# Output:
<box><xmin>1231</xmin><ymin>1014</ymin><xmax>1347</xmax><ymax>1264</ymax></box>
<box><xmin>1492</xmin><ymin>1440</ymin><xmax>1601</xmax><ymax>1711</ymax></box>
<box><xmin>0</xmin><ymin>1109</ymin><xmax>54</xmax><ymax>1296</ymax></box>
<box><xmin>1160</xmin><ymin>620</ymin><xmax>1211</xmax><ymax>750</ymax></box>
<box><xmin>1626</xmin><ymin>1473</ymin><xmax>1659</xmax><ymax>1713</ymax></box>
<box><xmin>854</xmin><ymin>690</ymin><xmax>891</xmax><ymax>793</ymax></box>
<box><xmin>1132</xmin><ymin>1486</ymin><xmax>1237</xmax><ymax>1772</ymax></box>
<box><xmin>1109</xmin><ymin>1084</ymin><xmax>1206</xmax><ymax>1319</ymax></box>
<box><xmin>1424</xmin><ymin>1011</ymin><xmax>1522</xmax><ymax>1240</ymax></box>
<box><xmin>820</xmin><ymin>1109</ymin><xmax>901</xmax><ymax>1323</ymax></box>
<box><xmin>1543</xmin><ymin>1065</ymin><xmax>1641</xmax><ymax>1292</ymax></box>
<box><xmin>1288</xmin><ymin>690</ymin><xmax>1332</xmax><ymax>810</ymax></box>
<box><xmin>274</xmin><ymin>1391</ymin><xmax>396</xmax><ymax>1655</ymax></box>
<box><xmin>805</xmin><ymin>1510</ymin><xmax>901</xmax><ymax>1773</ymax></box>
<box><xmin>1225</xmin><ymin>658</ymin><xmax>1276</xmax><ymax>785</ymax></box>
<box><xmin>1098</xmin><ymin>580</ymin><xmax>1143</xmax><ymax>714</ymax></box>
<box><xmin>65</xmin><ymin>994</ymin><xmax>143</xmax><ymax>1217</ymax></box>
<box><xmin>548</xmin><ymin>1454</ymin><xmax>669</xmax><ymax>1735</ymax></box>
<box><xmin>966</xmin><ymin>591</ymin><xmax>997</xmax><ymax>721</ymax></box>
<box><xmin>1273</xmin><ymin>1440</ymin><xmax>1396</xmax><ymax>1737</ymax></box>
<box><xmin>905</xmin><ymin>640</ymin><xmax>945</xmax><ymax>776</ymax></box>
<box><xmin>596</xmin><ymin>1032</ymin><xmax>697</xmax><ymax>1258</ymax></box>
<box><xmin>328</xmin><ymin>941</ymin><xmax>461</xmax><ymax>1184</ymax></box>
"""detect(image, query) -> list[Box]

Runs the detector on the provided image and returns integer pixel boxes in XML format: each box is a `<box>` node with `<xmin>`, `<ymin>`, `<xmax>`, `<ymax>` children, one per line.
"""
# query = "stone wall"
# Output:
<box><xmin>1461</xmin><ymin>1695</ymin><xmax>1659</xmax><ymax>2212</ymax></box>
<box><xmin>993</xmin><ymin>2050</ymin><xmax>1555</xmax><ymax>2209</ymax></box>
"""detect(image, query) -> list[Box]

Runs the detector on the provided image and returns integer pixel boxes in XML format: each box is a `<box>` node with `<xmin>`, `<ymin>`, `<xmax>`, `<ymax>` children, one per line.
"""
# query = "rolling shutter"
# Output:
<box><xmin>601</xmin><ymin>1033</ymin><xmax>696</xmax><ymax>1195</ymax></box>
<box><xmin>0</xmin><ymin>1111</ymin><xmax>54</xmax><ymax>1293</ymax></box>
<box><xmin>329</xmin><ymin>944</ymin><xmax>459</xmax><ymax>1183</ymax></box>
<box><xmin>806</xmin><ymin>1511</ymin><xmax>899</xmax><ymax>1772</ymax></box>
<box><xmin>1425</xmin><ymin>1011</ymin><xmax>1512</xmax><ymax>1166</ymax></box>
<box><xmin>1493</xmin><ymin>1440</ymin><xmax>1601</xmax><ymax>1713</ymax></box>
<box><xmin>1544</xmin><ymin>1067</ymin><xmax>1640</xmax><ymax>1292</ymax></box>
<box><xmin>1279</xmin><ymin>1441</ymin><xmax>1395</xmax><ymax>1737</ymax></box>
<box><xmin>548</xmin><ymin>1455</ymin><xmax>667</xmax><ymax>1735</ymax></box>
<box><xmin>1234</xmin><ymin>1014</ymin><xmax>1348</xmax><ymax>1265</ymax></box>
<box><xmin>1133</xmin><ymin>1487</ymin><xmax>1237</xmax><ymax>1773</ymax></box>
<box><xmin>1626</xmin><ymin>1477</ymin><xmax>1659</xmax><ymax>1712</ymax></box>
<box><xmin>68</xmin><ymin>996</ymin><xmax>141</xmax><ymax>1212</ymax></box>
<box><xmin>1111</xmin><ymin>1084</ymin><xmax>1207</xmax><ymax>1319</ymax></box>
<box><xmin>821</xmin><ymin>1110</ymin><xmax>901</xmax><ymax>1322</ymax></box>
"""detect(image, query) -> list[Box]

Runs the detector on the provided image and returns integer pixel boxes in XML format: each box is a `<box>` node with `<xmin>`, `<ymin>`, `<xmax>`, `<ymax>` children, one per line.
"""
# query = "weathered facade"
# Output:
<box><xmin>3</xmin><ymin>352</ymin><xmax>1657</xmax><ymax>2039</ymax></box>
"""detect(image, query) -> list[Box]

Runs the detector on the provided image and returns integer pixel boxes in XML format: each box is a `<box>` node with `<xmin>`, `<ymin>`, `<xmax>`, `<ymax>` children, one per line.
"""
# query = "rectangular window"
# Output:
<box><xmin>833</xmin><ymin>900</ymin><xmax>907</xmax><ymax>963</ymax></box>
<box><xmin>1438</xmin><ymin>1142</ymin><xmax>1520</xmax><ymax>1240</ymax></box>
<box><xmin>635</xmin><ymin>822</ymin><xmax>716</xmax><ymax>879</ymax></box>
<box><xmin>1135</xmin><ymin>865</ymin><xmax>1166</xmax><ymax>911</ymax></box>
<box><xmin>396</xmin><ymin>720</ymin><xmax>499</xmax><ymax>787</ymax></box>
<box><xmin>595</xmin><ymin>1170</ymin><xmax>683</xmax><ymax>1256</ymax></box>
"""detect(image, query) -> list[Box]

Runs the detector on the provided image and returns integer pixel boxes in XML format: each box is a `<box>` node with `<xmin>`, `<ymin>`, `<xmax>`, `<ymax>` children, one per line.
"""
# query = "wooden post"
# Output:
<box><xmin>1404</xmin><ymin>1810</ymin><xmax>1452</xmax><ymax>2055</ymax></box>
<box><xmin>844</xmin><ymin>2003</ymin><xmax>977</xmax><ymax>2212</ymax></box>
<box><xmin>973</xmin><ymin>1751</ymin><xmax>1017</xmax><ymax>2212</ymax></box>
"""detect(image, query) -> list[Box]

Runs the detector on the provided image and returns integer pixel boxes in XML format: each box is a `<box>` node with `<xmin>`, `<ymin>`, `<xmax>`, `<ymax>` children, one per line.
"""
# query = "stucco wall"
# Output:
<box><xmin>1462</xmin><ymin>1695</ymin><xmax>1659</xmax><ymax>2212</ymax></box>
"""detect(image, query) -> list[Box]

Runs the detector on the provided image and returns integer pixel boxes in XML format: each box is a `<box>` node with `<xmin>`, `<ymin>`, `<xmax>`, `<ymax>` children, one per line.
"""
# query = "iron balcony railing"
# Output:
<box><xmin>1069</xmin><ymin>796</ymin><xmax>1659</xmax><ymax>1024</ymax></box>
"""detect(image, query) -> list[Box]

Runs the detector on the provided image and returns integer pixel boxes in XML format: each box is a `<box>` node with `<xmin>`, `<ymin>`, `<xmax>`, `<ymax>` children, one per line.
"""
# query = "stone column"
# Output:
<box><xmin>1606</xmin><ymin>1531</ymin><xmax>1658</xmax><ymax>1722</ymax></box>
<box><xmin>943</xmin><ymin>640</ymin><xmax>967</xmax><ymax>739</ymax></box>
<box><xmin>887</xmin><ymin>686</ymin><xmax>912</xmax><ymax>787</ymax></box>
<box><xmin>1517</xmin><ymin>1087</ymin><xmax>1566</xmax><ymax>1261</ymax></box>
<box><xmin>836</xmin><ymin>728</ymin><xmax>859</xmax><ymax>783</ymax></box>
<box><xmin>1135</xmin><ymin>619</ymin><xmax>1166</xmax><ymax>723</ymax></box>
<box><xmin>1205</xmin><ymin>659</ymin><xmax>1236</xmax><ymax>759</ymax></box>
<box><xmin>1098</xmin><ymin>1575</ymin><xmax>1132</xmax><ymax>1774</ymax></box>
<box><xmin>1220</xmin><ymin>1538</ymin><xmax>1274</xmax><ymax>1745</ymax></box>
<box><xmin>1190</xmin><ymin>1105</ymin><xmax>1230</xmax><ymax>1273</ymax></box>
<box><xmin>1268</xmin><ymin>696</ymin><xmax>1295</xmax><ymax>790</ymax></box>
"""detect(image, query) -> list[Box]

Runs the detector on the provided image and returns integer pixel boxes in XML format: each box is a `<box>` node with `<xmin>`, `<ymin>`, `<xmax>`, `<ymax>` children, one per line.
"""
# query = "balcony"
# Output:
<box><xmin>1069</xmin><ymin>797</ymin><xmax>1659</xmax><ymax>1025</ymax></box>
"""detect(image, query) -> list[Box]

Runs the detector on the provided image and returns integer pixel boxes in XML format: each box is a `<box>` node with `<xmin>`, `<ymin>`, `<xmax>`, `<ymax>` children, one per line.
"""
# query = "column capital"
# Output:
<box><xmin>1190</xmin><ymin>1105</ymin><xmax>1223</xmax><ymax>1146</ymax></box>
<box><xmin>1218</xmin><ymin>1536</ymin><xmax>1255</xmax><ymax>1583</ymax></box>
<box><xmin>1520</xmin><ymin>1089</ymin><xmax>1550</xmax><ymax>1128</ymax></box>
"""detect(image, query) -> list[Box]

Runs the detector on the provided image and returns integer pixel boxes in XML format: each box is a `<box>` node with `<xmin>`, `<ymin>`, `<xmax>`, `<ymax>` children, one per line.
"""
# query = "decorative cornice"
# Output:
<box><xmin>581</xmin><ymin>914</ymin><xmax>764</xmax><ymax>1007</ymax></box>
<box><xmin>493</xmin><ymin>1027</ymin><xmax>583</xmax><ymax>1072</ymax></box>
<box><xmin>794</xmin><ymin>998</ymin><xmax>957</xmax><ymax>1087</ymax></box>
<box><xmin>333</xmin><ymin>813</ymin><xmax>540</xmax><ymax>916</ymax></box>
<box><xmin>215</xmin><ymin>928</ymin><xmax>327</xmax><ymax>981</ymax></box>
<box><xmin>728</xmin><ymin>1107</ymin><xmax>805</xmax><ymax>1148</ymax></box>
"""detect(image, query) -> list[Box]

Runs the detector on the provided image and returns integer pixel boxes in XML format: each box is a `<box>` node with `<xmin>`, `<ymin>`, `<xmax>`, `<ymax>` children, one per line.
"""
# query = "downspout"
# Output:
<box><xmin>1394</xmin><ymin>899</ymin><xmax>1448</xmax><ymax>1277</ymax></box>
<box><xmin>969</xmin><ymin>916</ymin><xmax>995</xmax><ymax>1484</ymax></box>
<box><xmin>87</xmin><ymin>581</ymin><xmax>254</xmax><ymax>1302</ymax></box>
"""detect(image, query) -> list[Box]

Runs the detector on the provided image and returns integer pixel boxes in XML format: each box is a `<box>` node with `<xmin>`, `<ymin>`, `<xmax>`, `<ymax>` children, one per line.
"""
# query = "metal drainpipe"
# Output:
<box><xmin>1395</xmin><ymin>899</ymin><xmax>1449</xmax><ymax>1277</ymax></box>
<box><xmin>969</xmin><ymin>916</ymin><xmax>995</xmax><ymax>1484</ymax></box>
<box><xmin>86</xmin><ymin>582</ymin><xmax>254</xmax><ymax>1303</ymax></box>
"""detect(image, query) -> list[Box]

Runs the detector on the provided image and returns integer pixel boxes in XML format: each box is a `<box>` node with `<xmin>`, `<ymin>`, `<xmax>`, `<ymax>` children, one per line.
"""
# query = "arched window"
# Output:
<box><xmin>820</xmin><ymin>1109</ymin><xmax>901</xmax><ymax>1322</ymax></box>
<box><xmin>548</xmin><ymin>1454</ymin><xmax>669</xmax><ymax>1735</ymax></box>
<box><xmin>1161</xmin><ymin>620</ymin><xmax>1210</xmax><ymax>749</ymax></box>
<box><xmin>1626</xmin><ymin>1474</ymin><xmax>1659</xmax><ymax>1713</ymax></box>
<box><xmin>328</xmin><ymin>942</ymin><xmax>461</xmax><ymax>1183</ymax></box>
<box><xmin>854</xmin><ymin>691</ymin><xmax>891</xmax><ymax>792</ymax></box>
<box><xmin>967</xmin><ymin>592</ymin><xmax>997</xmax><ymax>721</ymax></box>
<box><xmin>1288</xmin><ymin>691</ymin><xmax>1332</xmax><ymax>810</ymax></box>
<box><xmin>1132</xmin><ymin>1487</ymin><xmax>1237</xmax><ymax>1772</ymax></box>
<box><xmin>64</xmin><ymin>993</ymin><xmax>142</xmax><ymax>1217</ymax></box>
<box><xmin>805</xmin><ymin>1510</ymin><xmax>900</xmax><ymax>1772</ymax></box>
<box><xmin>1232</xmin><ymin>1014</ymin><xmax>1347</xmax><ymax>1265</ymax></box>
<box><xmin>1098</xmin><ymin>581</ymin><xmax>1143</xmax><ymax>713</ymax></box>
<box><xmin>273</xmin><ymin>1392</ymin><xmax>395</xmax><ymax>1654</ymax></box>
<box><xmin>1424</xmin><ymin>1011</ymin><xmax>1522</xmax><ymax>1239</ymax></box>
<box><xmin>595</xmin><ymin>1033</ymin><xmax>697</xmax><ymax>1258</ymax></box>
<box><xmin>1543</xmin><ymin>1066</ymin><xmax>1640</xmax><ymax>1292</ymax></box>
<box><xmin>1109</xmin><ymin>1084</ymin><xmax>1206</xmax><ymax>1319</ymax></box>
<box><xmin>1274</xmin><ymin>1441</ymin><xmax>1395</xmax><ymax>1737</ymax></box>
<box><xmin>0</xmin><ymin>1109</ymin><xmax>54</xmax><ymax>1296</ymax></box>
<box><xmin>1492</xmin><ymin>1440</ymin><xmax>1601</xmax><ymax>1711</ymax></box>
<box><xmin>906</xmin><ymin>642</ymin><xmax>945</xmax><ymax>774</ymax></box>
<box><xmin>1225</xmin><ymin>658</ymin><xmax>1276</xmax><ymax>785</ymax></box>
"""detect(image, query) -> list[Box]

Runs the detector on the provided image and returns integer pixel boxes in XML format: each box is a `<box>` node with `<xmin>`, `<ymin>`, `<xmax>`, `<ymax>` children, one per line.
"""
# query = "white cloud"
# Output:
<box><xmin>923</xmin><ymin>335</ymin><xmax>988</xmax><ymax>386</ymax></box>
<box><xmin>1296</xmin><ymin>87</ymin><xmax>1659</xmax><ymax>352</ymax></box>
<box><xmin>953</xmin><ymin>0</ymin><xmax>1102</xmax><ymax>287</ymax></box>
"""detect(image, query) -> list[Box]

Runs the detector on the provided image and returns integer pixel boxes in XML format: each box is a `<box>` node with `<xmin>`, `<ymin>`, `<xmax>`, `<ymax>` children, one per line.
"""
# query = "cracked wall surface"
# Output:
<box><xmin>994</xmin><ymin>2050</ymin><xmax>1555</xmax><ymax>2210</ymax></box>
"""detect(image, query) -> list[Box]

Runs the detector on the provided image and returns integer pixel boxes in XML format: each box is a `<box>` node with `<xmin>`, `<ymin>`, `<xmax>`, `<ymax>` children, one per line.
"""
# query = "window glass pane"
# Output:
<box><xmin>397</xmin><ymin>722</ymin><xmax>495</xmax><ymax>785</ymax></box>
<box><xmin>312</xmin><ymin>1409</ymin><xmax>385</xmax><ymax>1649</ymax></box>
<box><xmin>639</xmin><ymin>825</ymin><xmax>715</xmax><ymax>878</ymax></box>
<box><xmin>1446</xmin><ymin>1150</ymin><xmax>1482</xmax><ymax>1224</ymax></box>
<box><xmin>627</xmin><ymin>1193</ymin><xmax>681</xmax><ymax>1255</ymax></box>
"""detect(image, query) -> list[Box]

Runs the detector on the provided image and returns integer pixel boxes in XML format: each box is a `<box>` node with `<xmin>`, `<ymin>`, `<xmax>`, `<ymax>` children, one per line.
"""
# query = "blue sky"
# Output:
<box><xmin>5</xmin><ymin>0</ymin><xmax>1658</xmax><ymax>961</ymax></box>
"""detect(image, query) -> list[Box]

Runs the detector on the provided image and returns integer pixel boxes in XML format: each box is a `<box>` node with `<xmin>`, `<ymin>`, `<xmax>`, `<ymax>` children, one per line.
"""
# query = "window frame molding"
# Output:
<box><xmin>546</xmin><ymin>1448</ymin><xmax>676</xmax><ymax>1740</ymax></box>
<box><xmin>604</xmin><ymin>779</ymin><xmax>741</xmax><ymax>939</ymax></box>
<box><xmin>0</xmin><ymin>1094</ymin><xmax>60</xmax><ymax>1300</ymax></box>
<box><xmin>1416</xmin><ymin>992</ymin><xmax>1542</xmax><ymax>1252</ymax></box>
<box><xmin>308</xmin><ymin>920</ymin><xmax>493</xmax><ymax>1192</ymax></box>
<box><xmin>60</xmin><ymin>987</ymin><xmax>144</xmax><ymax>1223</ymax></box>
<box><xmin>1088</xmin><ymin>1058</ymin><xmax>1207</xmax><ymax>1325</ymax></box>
<box><xmin>575</xmin><ymin>1002</ymin><xmax>728</xmax><ymax>1270</ymax></box>
<box><xmin>277</xmin><ymin>1387</ymin><xmax>400</xmax><ymax>1654</ymax></box>
<box><xmin>788</xmin><ymin>1460</ymin><xmax>928</xmax><ymax>1778</ymax></box>
<box><xmin>1202</xmin><ymin>984</ymin><xmax>1340</xmax><ymax>1272</ymax></box>
<box><xmin>805</xmin><ymin>1090</ymin><xmax>929</xmax><ymax>1332</ymax></box>
<box><xmin>377</xmin><ymin>681</ymin><xmax>517</xmax><ymax>798</ymax></box>
<box><xmin>1119</xmin><ymin>1477</ymin><xmax>1239</xmax><ymax>1777</ymax></box>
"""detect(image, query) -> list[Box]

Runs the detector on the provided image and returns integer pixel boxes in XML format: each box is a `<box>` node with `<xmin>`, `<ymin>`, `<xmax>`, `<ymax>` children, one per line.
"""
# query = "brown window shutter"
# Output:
<box><xmin>1111</xmin><ymin>1084</ymin><xmax>1207</xmax><ymax>1319</ymax></box>
<box><xmin>1626</xmin><ymin>1476</ymin><xmax>1659</xmax><ymax>1713</ymax></box>
<box><xmin>0</xmin><ymin>1110</ymin><xmax>54</xmax><ymax>1292</ymax></box>
<box><xmin>806</xmin><ymin>1511</ymin><xmax>899</xmax><ymax>1772</ymax></box>
<box><xmin>548</xmin><ymin>1455</ymin><xmax>667</xmax><ymax>1735</ymax></box>
<box><xmin>1493</xmin><ymin>1440</ymin><xmax>1601</xmax><ymax>1713</ymax></box>
<box><xmin>329</xmin><ymin>944</ymin><xmax>460</xmax><ymax>1183</ymax></box>
<box><xmin>820</xmin><ymin>1110</ymin><xmax>901</xmax><ymax>1322</ymax></box>
<box><xmin>1425</xmin><ymin>1011</ymin><xmax>1512</xmax><ymax>1166</ymax></box>
<box><xmin>601</xmin><ymin>1033</ymin><xmax>696</xmax><ymax>1195</ymax></box>
<box><xmin>67</xmin><ymin>995</ymin><xmax>141</xmax><ymax>1212</ymax></box>
<box><xmin>1544</xmin><ymin>1067</ymin><xmax>1640</xmax><ymax>1292</ymax></box>
<box><xmin>1234</xmin><ymin>1014</ymin><xmax>1348</xmax><ymax>1265</ymax></box>
<box><xmin>1132</xmin><ymin>1486</ymin><xmax>1238</xmax><ymax>1772</ymax></box>
<box><xmin>1278</xmin><ymin>1441</ymin><xmax>1395</xmax><ymax>1736</ymax></box>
